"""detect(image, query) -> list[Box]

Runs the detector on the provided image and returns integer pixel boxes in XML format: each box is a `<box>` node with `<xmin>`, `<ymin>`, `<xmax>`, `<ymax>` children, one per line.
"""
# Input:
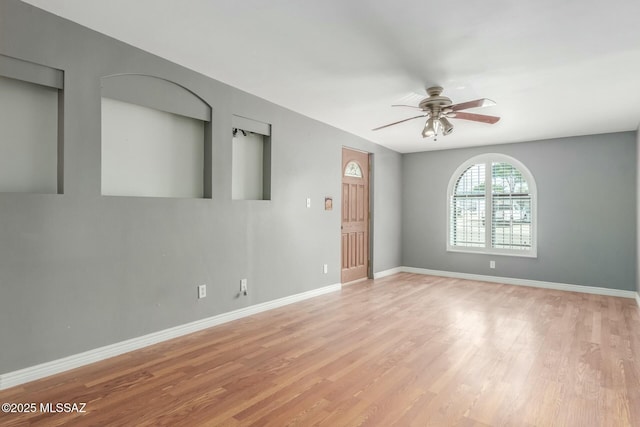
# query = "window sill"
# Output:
<box><xmin>446</xmin><ymin>247</ymin><xmax>537</xmax><ymax>258</ymax></box>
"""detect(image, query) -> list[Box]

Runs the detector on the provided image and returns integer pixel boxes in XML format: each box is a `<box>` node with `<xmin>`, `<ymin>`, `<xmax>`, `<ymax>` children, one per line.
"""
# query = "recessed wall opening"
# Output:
<box><xmin>101</xmin><ymin>98</ymin><xmax>206</xmax><ymax>198</ymax></box>
<box><xmin>232</xmin><ymin>115</ymin><xmax>271</xmax><ymax>201</ymax></box>
<box><xmin>100</xmin><ymin>74</ymin><xmax>212</xmax><ymax>199</ymax></box>
<box><xmin>0</xmin><ymin>55</ymin><xmax>64</xmax><ymax>194</ymax></box>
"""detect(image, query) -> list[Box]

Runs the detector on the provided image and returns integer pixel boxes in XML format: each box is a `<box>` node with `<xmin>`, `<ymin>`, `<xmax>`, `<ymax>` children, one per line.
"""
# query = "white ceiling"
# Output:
<box><xmin>22</xmin><ymin>0</ymin><xmax>640</xmax><ymax>153</ymax></box>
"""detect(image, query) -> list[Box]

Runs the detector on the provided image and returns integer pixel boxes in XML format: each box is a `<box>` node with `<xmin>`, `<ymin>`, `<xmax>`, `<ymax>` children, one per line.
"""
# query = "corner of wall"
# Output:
<box><xmin>636</xmin><ymin>124</ymin><xmax>640</xmax><ymax>296</ymax></box>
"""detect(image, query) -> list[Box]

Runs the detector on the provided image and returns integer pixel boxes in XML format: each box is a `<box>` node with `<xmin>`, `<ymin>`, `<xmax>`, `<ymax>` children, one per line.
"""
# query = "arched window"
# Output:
<box><xmin>447</xmin><ymin>154</ymin><xmax>537</xmax><ymax>257</ymax></box>
<box><xmin>344</xmin><ymin>161</ymin><xmax>363</xmax><ymax>178</ymax></box>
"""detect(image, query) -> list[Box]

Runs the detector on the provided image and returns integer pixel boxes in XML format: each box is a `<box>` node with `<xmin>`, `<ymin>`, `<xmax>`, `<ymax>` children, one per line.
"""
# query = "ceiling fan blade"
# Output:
<box><xmin>449</xmin><ymin>98</ymin><xmax>496</xmax><ymax>112</ymax></box>
<box><xmin>372</xmin><ymin>114</ymin><xmax>428</xmax><ymax>131</ymax></box>
<box><xmin>449</xmin><ymin>112</ymin><xmax>500</xmax><ymax>124</ymax></box>
<box><xmin>391</xmin><ymin>104</ymin><xmax>422</xmax><ymax>109</ymax></box>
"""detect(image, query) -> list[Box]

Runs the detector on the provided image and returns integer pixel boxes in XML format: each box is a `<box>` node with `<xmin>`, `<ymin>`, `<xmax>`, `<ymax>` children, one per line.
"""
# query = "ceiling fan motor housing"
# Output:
<box><xmin>418</xmin><ymin>86</ymin><xmax>453</xmax><ymax>115</ymax></box>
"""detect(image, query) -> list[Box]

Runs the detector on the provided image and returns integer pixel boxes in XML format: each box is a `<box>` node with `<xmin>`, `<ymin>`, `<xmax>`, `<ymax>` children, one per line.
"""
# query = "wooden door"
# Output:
<box><xmin>341</xmin><ymin>148</ymin><xmax>369</xmax><ymax>284</ymax></box>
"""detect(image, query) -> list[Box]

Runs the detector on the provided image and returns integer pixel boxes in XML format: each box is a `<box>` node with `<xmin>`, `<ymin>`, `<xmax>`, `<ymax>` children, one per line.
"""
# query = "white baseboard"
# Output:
<box><xmin>0</xmin><ymin>283</ymin><xmax>341</xmax><ymax>391</ymax></box>
<box><xmin>401</xmin><ymin>267</ymin><xmax>637</xmax><ymax>299</ymax></box>
<box><xmin>373</xmin><ymin>267</ymin><xmax>404</xmax><ymax>279</ymax></box>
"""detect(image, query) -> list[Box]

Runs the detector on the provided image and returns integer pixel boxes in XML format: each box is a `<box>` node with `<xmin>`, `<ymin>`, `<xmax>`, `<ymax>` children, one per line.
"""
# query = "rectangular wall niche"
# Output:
<box><xmin>0</xmin><ymin>55</ymin><xmax>64</xmax><ymax>194</ymax></box>
<box><xmin>232</xmin><ymin>115</ymin><xmax>271</xmax><ymax>201</ymax></box>
<box><xmin>101</xmin><ymin>74</ymin><xmax>212</xmax><ymax>199</ymax></box>
<box><xmin>101</xmin><ymin>98</ymin><xmax>205</xmax><ymax>198</ymax></box>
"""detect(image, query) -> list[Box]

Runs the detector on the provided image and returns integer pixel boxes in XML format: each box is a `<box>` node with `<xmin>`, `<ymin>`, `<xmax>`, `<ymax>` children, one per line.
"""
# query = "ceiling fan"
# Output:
<box><xmin>373</xmin><ymin>86</ymin><xmax>500</xmax><ymax>138</ymax></box>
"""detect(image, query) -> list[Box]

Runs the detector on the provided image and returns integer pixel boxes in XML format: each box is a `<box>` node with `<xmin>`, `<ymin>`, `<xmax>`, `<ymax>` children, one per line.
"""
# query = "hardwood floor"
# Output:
<box><xmin>1</xmin><ymin>273</ymin><xmax>639</xmax><ymax>426</ymax></box>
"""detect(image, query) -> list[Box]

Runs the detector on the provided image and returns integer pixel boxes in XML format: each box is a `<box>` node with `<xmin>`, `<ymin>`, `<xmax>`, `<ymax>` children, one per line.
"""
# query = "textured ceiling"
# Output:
<box><xmin>22</xmin><ymin>0</ymin><xmax>640</xmax><ymax>153</ymax></box>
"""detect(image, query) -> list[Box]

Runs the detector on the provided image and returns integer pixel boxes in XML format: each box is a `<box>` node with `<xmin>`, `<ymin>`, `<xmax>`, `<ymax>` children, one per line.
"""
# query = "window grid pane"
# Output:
<box><xmin>492</xmin><ymin>162</ymin><xmax>529</xmax><ymax>194</ymax></box>
<box><xmin>491</xmin><ymin>162</ymin><xmax>531</xmax><ymax>251</ymax></box>
<box><xmin>451</xmin><ymin>164</ymin><xmax>485</xmax><ymax>247</ymax></box>
<box><xmin>491</xmin><ymin>195</ymin><xmax>532</xmax><ymax>250</ymax></box>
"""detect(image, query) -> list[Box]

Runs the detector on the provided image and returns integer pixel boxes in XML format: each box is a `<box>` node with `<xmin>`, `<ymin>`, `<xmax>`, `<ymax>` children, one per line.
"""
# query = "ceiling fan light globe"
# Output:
<box><xmin>422</xmin><ymin>118</ymin><xmax>436</xmax><ymax>138</ymax></box>
<box><xmin>439</xmin><ymin>117</ymin><xmax>454</xmax><ymax>135</ymax></box>
<box><xmin>421</xmin><ymin>128</ymin><xmax>435</xmax><ymax>138</ymax></box>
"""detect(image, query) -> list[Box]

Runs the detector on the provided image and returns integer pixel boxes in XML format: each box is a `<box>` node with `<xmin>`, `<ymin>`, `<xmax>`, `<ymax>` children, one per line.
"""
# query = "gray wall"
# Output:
<box><xmin>0</xmin><ymin>0</ymin><xmax>402</xmax><ymax>373</ymax></box>
<box><xmin>402</xmin><ymin>132</ymin><xmax>637</xmax><ymax>291</ymax></box>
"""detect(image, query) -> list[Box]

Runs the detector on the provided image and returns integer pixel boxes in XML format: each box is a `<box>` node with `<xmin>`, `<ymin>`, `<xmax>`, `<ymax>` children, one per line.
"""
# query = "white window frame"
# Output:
<box><xmin>446</xmin><ymin>153</ymin><xmax>537</xmax><ymax>258</ymax></box>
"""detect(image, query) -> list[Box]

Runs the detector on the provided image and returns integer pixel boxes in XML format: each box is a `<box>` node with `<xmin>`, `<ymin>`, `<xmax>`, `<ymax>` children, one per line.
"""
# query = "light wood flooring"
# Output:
<box><xmin>1</xmin><ymin>273</ymin><xmax>639</xmax><ymax>426</ymax></box>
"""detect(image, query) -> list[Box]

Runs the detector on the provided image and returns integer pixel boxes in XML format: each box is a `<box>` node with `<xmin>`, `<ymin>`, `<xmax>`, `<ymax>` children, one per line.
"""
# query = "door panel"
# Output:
<box><xmin>342</xmin><ymin>183</ymin><xmax>350</xmax><ymax>222</ymax></box>
<box><xmin>341</xmin><ymin>148</ymin><xmax>369</xmax><ymax>284</ymax></box>
<box><xmin>341</xmin><ymin>233</ymin><xmax>349</xmax><ymax>269</ymax></box>
<box><xmin>357</xmin><ymin>184</ymin><xmax>365</xmax><ymax>220</ymax></box>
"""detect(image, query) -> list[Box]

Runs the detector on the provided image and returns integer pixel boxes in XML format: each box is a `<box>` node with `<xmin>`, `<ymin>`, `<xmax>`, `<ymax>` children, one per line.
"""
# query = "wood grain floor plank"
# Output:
<box><xmin>1</xmin><ymin>273</ymin><xmax>639</xmax><ymax>426</ymax></box>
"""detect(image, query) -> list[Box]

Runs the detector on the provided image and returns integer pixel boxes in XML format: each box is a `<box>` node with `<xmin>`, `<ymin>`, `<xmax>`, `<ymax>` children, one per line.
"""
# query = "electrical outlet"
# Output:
<box><xmin>323</xmin><ymin>264</ymin><xmax>328</xmax><ymax>274</ymax></box>
<box><xmin>240</xmin><ymin>278</ymin><xmax>248</xmax><ymax>295</ymax></box>
<box><xmin>490</xmin><ymin>260</ymin><xmax>496</xmax><ymax>269</ymax></box>
<box><xmin>306</xmin><ymin>197</ymin><xmax>311</xmax><ymax>208</ymax></box>
<box><xmin>198</xmin><ymin>284</ymin><xmax>207</xmax><ymax>299</ymax></box>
